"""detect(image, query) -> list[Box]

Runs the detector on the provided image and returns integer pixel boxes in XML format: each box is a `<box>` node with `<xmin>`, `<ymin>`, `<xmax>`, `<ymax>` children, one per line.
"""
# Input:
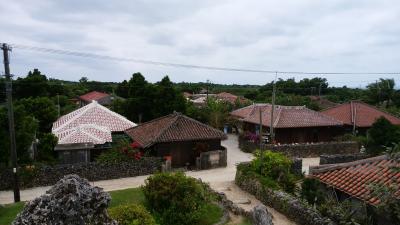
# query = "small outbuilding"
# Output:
<box><xmin>125</xmin><ymin>112</ymin><xmax>227</xmax><ymax>168</ymax></box>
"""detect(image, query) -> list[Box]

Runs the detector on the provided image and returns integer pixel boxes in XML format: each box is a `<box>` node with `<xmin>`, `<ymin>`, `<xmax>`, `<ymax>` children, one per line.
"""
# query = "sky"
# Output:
<box><xmin>1</xmin><ymin>0</ymin><xmax>400</xmax><ymax>87</ymax></box>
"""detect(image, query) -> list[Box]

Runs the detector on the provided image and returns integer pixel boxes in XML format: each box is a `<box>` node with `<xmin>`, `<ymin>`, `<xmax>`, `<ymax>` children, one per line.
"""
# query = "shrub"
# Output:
<box><xmin>108</xmin><ymin>204</ymin><xmax>156</xmax><ymax>225</ymax></box>
<box><xmin>367</xmin><ymin>117</ymin><xmax>400</xmax><ymax>155</ymax></box>
<box><xmin>300</xmin><ymin>178</ymin><xmax>325</xmax><ymax>205</ymax></box>
<box><xmin>251</xmin><ymin>150</ymin><xmax>297</xmax><ymax>192</ymax></box>
<box><xmin>96</xmin><ymin>140</ymin><xmax>143</xmax><ymax>164</ymax></box>
<box><xmin>143</xmin><ymin>172</ymin><xmax>208</xmax><ymax>225</ymax></box>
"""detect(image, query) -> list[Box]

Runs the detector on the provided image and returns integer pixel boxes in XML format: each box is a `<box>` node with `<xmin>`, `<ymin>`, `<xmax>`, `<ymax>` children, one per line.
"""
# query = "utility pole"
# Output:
<box><xmin>259</xmin><ymin>107</ymin><xmax>263</xmax><ymax>149</ymax></box>
<box><xmin>270</xmin><ymin>72</ymin><xmax>277</xmax><ymax>143</ymax></box>
<box><xmin>318</xmin><ymin>83</ymin><xmax>322</xmax><ymax>97</ymax></box>
<box><xmin>2</xmin><ymin>43</ymin><xmax>20</xmax><ymax>202</ymax></box>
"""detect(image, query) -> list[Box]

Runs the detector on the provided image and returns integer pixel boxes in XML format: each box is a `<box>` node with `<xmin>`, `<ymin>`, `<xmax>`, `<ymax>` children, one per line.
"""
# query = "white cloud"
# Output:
<box><xmin>0</xmin><ymin>0</ymin><xmax>399</xmax><ymax>87</ymax></box>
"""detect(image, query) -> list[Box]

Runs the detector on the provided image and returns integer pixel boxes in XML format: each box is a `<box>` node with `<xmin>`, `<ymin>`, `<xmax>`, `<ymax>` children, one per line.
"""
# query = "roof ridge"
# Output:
<box><xmin>125</xmin><ymin>113</ymin><xmax>175</xmax><ymax>132</ymax></box>
<box><xmin>152</xmin><ymin>114</ymin><xmax>180</xmax><ymax>146</ymax></box>
<box><xmin>354</xmin><ymin>101</ymin><xmax>400</xmax><ymax>120</ymax></box>
<box><xmin>52</xmin><ymin>102</ymin><xmax>95</xmax><ymax>133</ymax></box>
<box><xmin>310</xmin><ymin>155</ymin><xmax>388</xmax><ymax>174</ymax></box>
<box><xmin>177</xmin><ymin>113</ymin><xmax>226</xmax><ymax>136</ymax></box>
<box><xmin>306</xmin><ymin>107</ymin><xmax>344</xmax><ymax>125</ymax></box>
<box><xmin>94</xmin><ymin>101</ymin><xmax>136</xmax><ymax>126</ymax></box>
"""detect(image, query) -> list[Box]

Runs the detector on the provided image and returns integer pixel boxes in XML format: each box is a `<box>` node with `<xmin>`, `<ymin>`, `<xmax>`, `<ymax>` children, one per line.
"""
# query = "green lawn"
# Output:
<box><xmin>0</xmin><ymin>202</ymin><xmax>24</xmax><ymax>225</ymax></box>
<box><xmin>0</xmin><ymin>187</ymin><xmax>222</xmax><ymax>225</ymax></box>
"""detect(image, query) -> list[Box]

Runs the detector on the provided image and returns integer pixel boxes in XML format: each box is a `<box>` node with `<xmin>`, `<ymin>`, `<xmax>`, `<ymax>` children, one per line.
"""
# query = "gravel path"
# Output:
<box><xmin>0</xmin><ymin>134</ymin><xmax>298</xmax><ymax>224</ymax></box>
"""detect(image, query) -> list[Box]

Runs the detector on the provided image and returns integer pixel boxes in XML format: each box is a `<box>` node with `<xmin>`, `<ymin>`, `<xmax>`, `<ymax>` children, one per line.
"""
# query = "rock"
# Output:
<box><xmin>234</xmin><ymin>198</ymin><xmax>251</xmax><ymax>204</ymax></box>
<box><xmin>252</xmin><ymin>204</ymin><xmax>273</xmax><ymax>225</ymax></box>
<box><xmin>12</xmin><ymin>174</ymin><xmax>117</xmax><ymax>225</ymax></box>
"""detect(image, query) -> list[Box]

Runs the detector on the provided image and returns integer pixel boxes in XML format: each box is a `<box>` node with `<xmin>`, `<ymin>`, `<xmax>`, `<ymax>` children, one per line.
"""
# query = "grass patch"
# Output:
<box><xmin>198</xmin><ymin>203</ymin><xmax>223</xmax><ymax>225</ymax></box>
<box><xmin>109</xmin><ymin>187</ymin><xmax>145</xmax><ymax>208</ymax></box>
<box><xmin>0</xmin><ymin>202</ymin><xmax>24</xmax><ymax>225</ymax></box>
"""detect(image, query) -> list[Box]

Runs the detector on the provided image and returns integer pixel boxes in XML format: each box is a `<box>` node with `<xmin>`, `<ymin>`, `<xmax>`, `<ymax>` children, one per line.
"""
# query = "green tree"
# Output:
<box><xmin>16</xmin><ymin>97</ymin><xmax>58</xmax><ymax>133</ymax></box>
<box><xmin>366</xmin><ymin>78</ymin><xmax>395</xmax><ymax>107</ymax></box>
<box><xmin>153</xmin><ymin>76</ymin><xmax>186</xmax><ymax>117</ymax></box>
<box><xmin>15</xmin><ymin>69</ymin><xmax>49</xmax><ymax>98</ymax></box>
<box><xmin>36</xmin><ymin>133</ymin><xmax>58</xmax><ymax>162</ymax></box>
<box><xmin>367</xmin><ymin>117</ymin><xmax>400</xmax><ymax>155</ymax></box>
<box><xmin>0</xmin><ymin>105</ymin><xmax>39</xmax><ymax>165</ymax></box>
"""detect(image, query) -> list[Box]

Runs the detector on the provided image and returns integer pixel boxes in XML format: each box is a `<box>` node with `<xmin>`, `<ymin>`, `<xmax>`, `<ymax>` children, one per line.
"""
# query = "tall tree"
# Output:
<box><xmin>16</xmin><ymin>97</ymin><xmax>58</xmax><ymax>133</ymax></box>
<box><xmin>15</xmin><ymin>69</ymin><xmax>49</xmax><ymax>98</ymax></box>
<box><xmin>366</xmin><ymin>78</ymin><xmax>395</xmax><ymax>107</ymax></box>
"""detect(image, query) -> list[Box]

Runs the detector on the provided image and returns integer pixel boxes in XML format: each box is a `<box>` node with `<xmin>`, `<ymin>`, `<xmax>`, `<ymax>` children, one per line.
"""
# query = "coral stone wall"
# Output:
<box><xmin>0</xmin><ymin>157</ymin><xmax>162</xmax><ymax>190</ymax></box>
<box><xmin>235</xmin><ymin>163</ymin><xmax>336</xmax><ymax>225</ymax></box>
<box><xmin>239</xmin><ymin>136</ymin><xmax>359</xmax><ymax>158</ymax></box>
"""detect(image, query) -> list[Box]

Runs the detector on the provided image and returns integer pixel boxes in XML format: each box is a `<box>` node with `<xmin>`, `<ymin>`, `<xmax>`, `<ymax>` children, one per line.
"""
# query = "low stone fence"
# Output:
<box><xmin>235</xmin><ymin>163</ymin><xmax>336</xmax><ymax>225</ymax></box>
<box><xmin>0</xmin><ymin>157</ymin><xmax>162</xmax><ymax>191</ymax></box>
<box><xmin>320</xmin><ymin>153</ymin><xmax>371</xmax><ymax>165</ymax></box>
<box><xmin>239</xmin><ymin>136</ymin><xmax>359</xmax><ymax>158</ymax></box>
<box><xmin>196</xmin><ymin>147</ymin><xmax>227</xmax><ymax>170</ymax></box>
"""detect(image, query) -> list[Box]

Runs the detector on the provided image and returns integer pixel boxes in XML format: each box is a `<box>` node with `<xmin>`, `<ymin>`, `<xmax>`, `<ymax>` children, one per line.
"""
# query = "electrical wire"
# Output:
<box><xmin>4</xmin><ymin>43</ymin><xmax>400</xmax><ymax>75</ymax></box>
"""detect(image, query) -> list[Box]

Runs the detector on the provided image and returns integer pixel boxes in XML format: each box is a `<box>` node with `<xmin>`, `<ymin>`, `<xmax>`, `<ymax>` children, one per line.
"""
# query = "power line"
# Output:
<box><xmin>4</xmin><ymin>43</ymin><xmax>400</xmax><ymax>75</ymax></box>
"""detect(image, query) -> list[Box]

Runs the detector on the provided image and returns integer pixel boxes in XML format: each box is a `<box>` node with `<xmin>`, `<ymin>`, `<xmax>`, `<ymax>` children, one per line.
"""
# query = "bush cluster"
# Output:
<box><xmin>96</xmin><ymin>140</ymin><xmax>143</xmax><ymax>164</ymax></box>
<box><xmin>108</xmin><ymin>204</ymin><xmax>156</xmax><ymax>225</ymax></box>
<box><xmin>143</xmin><ymin>172</ymin><xmax>209</xmax><ymax>225</ymax></box>
<box><xmin>250</xmin><ymin>150</ymin><xmax>297</xmax><ymax>193</ymax></box>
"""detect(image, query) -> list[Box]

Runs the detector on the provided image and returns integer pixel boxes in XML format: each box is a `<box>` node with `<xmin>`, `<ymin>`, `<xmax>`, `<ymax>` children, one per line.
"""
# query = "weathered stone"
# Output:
<box><xmin>252</xmin><ymin>204</ymin><xmax>273</xmax><ymax>225</ymax></box>
<box><xmin>12</xmin><ymin>174</ymin><xmax>117</xmax><ymax>225</ymax></box>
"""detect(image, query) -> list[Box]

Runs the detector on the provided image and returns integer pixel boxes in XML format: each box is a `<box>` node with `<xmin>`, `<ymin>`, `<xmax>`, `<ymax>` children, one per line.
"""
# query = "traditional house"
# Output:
<box><xmin>321</xmin><ymin>101</ymin><xmax>400</xmax><ymax>134</ymax></box>
<box><xmin>125</xmin><ymin>112</ymin><xmax>227</xmax><ymax>168</ymax></box>
<box><xmin>310</xmin><ymin>155</ymin><xmax>400</xmax><ymax>225</ymax></box>
<box><xmin>231</xmin><ymin>104</ymin><xmax>343</xmax><ymax>144</ymax></box>
<box><xmin>52</xmin><ymin>101</ymin><xmax>136</xmax><ymax>164</ymax></box>
<box><xmin>78</xmin><ymin>91</ymin><xmax>112</xmax><ymax>106</ymax></box>
<box><xmin>216</xmin><ymin>92</ymin><xmax>250</xmax><ymax>105</ymax></box>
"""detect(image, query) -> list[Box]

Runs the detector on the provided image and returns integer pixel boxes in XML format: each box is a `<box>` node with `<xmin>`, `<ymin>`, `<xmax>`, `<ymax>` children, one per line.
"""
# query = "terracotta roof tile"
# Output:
<box><xmin>230</xmin><ymin>104</ymin><xmax>343</xmax><ymax>128</ymax></box>
<box><xmin>311</xmin><ymin>155</ymin><xmax>400</xmax><ymax>205</ymax></box>
<box><xmin>321</xmin><ymin>101</ymin><xmax>400</xmax><ymax>127</ymax></box>
<box><xmin>125</xmin><ymin>112</ymin><xmax>227</xmax><ymax>148</ymax></box>
<box><xmin>79</xmin><ymin>91</ymin><xmax>110</xmax><ymax>103</ymax></box>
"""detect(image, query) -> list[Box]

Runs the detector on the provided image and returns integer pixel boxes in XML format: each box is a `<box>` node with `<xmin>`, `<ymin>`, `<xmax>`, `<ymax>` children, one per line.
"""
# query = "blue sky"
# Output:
<box><xmin>1</xmin><ymin>0</ymin><xmax>400</xmax><ymax>87</ymax></box>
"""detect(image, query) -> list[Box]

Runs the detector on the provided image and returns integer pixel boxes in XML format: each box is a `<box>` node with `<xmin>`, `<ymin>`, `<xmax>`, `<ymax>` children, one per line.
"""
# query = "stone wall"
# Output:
<box><xmin>196</xmin><ymin>148</ymin><xmax>227</xmax><ymax>170</ymax></box>
<box><xmin>239</xmin><ymin>136</ymin><xmax>359</xmax><ymax>158</ymax></box>
<box><xmin>291</xmin><ymin>158</ymin><xmax>303</xmax><ymax>175</ymax></box>
<box><xmin>0</xmin><ymin>157</ymin><xmax>162</xmax><ymax>191</ymax></box>
<box><xmin>235</xmin><ymin>163</ymin><xmax>336</xmax><ymax>225</ymax></box>
<box><xmin>319</xmin><ymin>153</ymin><xmax>371</xmax><ymax>165</ymax></box>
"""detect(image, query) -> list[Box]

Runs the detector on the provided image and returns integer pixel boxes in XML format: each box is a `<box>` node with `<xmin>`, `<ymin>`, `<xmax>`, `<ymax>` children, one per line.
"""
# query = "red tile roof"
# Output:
<box><xmin>321</xmin><ymin>101</ymin><xmax>400</xmax><ymax>127</ymax></box>
<box><xmin>230</xmin><ymin>104</ymin><xmax>343</xmax><ymax>128</ymax></box>
<box><xmin>310</xmin><ymin>155</ymin><xmax>400</xmax><ymax>205</ymax></box>
<box><xmin>52</xmin><ymin>101</ymin><xmax>136</xmax><ymax>144</ymax></box>
<box><xmin>78</xmin><ymin>91</ymin><xmax>110</xmax><ymax>103</ymax></box>
<box><xmin>125</xmin><ymin>112</ymin><xmax>227</xmax><ymax>148</ymax></box>
<box><xmin>216</xmin><ymin>92</ymin><xmax>249</xmax><ymax>104</ymax></box>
